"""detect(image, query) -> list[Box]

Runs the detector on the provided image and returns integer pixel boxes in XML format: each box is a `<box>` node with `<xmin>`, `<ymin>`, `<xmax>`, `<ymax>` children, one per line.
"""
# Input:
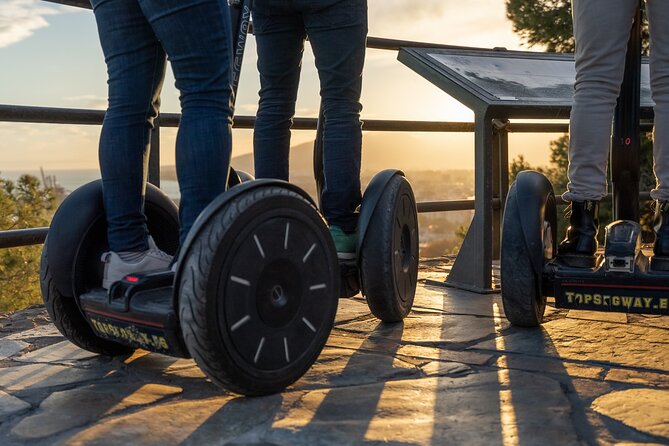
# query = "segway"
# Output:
<box><xmin>313</xmin><ymin>111</ymin><xmax>419</xmax><ymax>323</ymax></box>
<box><xmin>40</xmin><ymin>0</ymin><xmax>340</xmax><ymax>396</ymax></box>
<box><xmin>501</xmin><ymin>7</ymin><xmax>669</xmax><ymax>326</ymax></box>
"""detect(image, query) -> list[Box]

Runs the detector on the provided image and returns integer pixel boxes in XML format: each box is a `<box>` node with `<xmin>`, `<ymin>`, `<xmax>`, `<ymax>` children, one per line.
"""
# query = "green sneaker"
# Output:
<box><xmin>329</xmin><ymin>225</ymin><xmax>357</xmax><ymax>260</ymax></box>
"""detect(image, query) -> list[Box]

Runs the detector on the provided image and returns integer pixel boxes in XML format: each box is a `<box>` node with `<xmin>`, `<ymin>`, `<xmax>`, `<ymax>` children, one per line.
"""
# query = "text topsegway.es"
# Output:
<box><xmin>500</xmin><ymin>7</ymin><xmax>669</xmax><ymax>326</ymax></box>
<box><xmin>40</xmin><ymin>0</ymin><xmax>340</xmax><ymax>396</ymax></box>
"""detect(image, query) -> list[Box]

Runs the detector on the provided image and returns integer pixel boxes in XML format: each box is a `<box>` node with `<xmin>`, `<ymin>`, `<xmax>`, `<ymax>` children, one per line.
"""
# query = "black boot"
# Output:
<box><xmin>653</xmin><ymin>201</ymin><xmax>669</xmax><ymax>258</ymax></box>
<box><xmin>558</xmin><ymin>200</ymin><xmax>600</xmax><ymax>268</ymax></box>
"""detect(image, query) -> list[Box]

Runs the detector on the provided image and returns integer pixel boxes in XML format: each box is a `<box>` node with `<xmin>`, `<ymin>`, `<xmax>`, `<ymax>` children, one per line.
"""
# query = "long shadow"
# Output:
<box><xmin>426</xmin><ymin>281</ymin><xmax>602</xmax><ymax>445</ymax></box>
<box><xmin>292</xmin><ymin>320</ymin><xmax>419</xmax><ymax>445</ymax></box>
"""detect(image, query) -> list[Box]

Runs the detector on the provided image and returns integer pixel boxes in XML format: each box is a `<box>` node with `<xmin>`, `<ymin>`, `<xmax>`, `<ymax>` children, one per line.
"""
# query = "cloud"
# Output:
<box><xmin>368</xmin><ymin>0</ymin><xmax>525</xmax><ymax>50</ymax></box>
<box><xmin>66</xmin><ymin>94</ymin><xmax>108</xmax><ymax>109</ymax></box>
<box><xmin>0</xmin><ymin>0</ymin><xmax>59</xmax><ymax>49</ymax></box>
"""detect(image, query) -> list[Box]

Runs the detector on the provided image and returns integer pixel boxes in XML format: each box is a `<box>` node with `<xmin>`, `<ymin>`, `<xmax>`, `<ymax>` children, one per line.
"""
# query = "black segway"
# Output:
<box><xmin>501</xmin><ymin>7</ymin><xmax>669</xmax><ymax>326</ymax></box>
<box><xmin>313</xmin><ymin>111</ymin><xmax>419</xmax><ymax>323</ymax></box>
<box><xmin>40</xmin><ymin>0</ymin><xmax>340</xmax><ymax>396</ymax></box>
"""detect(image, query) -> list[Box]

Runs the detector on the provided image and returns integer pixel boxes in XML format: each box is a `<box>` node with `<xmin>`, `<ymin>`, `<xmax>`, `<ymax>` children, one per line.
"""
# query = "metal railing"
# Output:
<box><xmin>0</xmin><ymin>0</ymin><xmax>654</xmax><ymax>250</ymax></box>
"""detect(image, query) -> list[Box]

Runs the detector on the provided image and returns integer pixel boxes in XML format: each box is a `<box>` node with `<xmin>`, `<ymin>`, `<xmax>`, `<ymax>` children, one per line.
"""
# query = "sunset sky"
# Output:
<box><xmin>0</xmin><ymin>0</ymin><xmax>563</xmax><ymax>173</ymax></box>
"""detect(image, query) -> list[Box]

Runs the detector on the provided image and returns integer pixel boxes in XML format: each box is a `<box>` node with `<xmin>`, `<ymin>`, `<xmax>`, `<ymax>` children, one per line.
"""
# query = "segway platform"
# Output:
<box><xmin>548</xmin><ymin>220</ymin><xmax>669</xmax><ymax>315</ymax></box>
<box><xmin>79</xmin><ymin>271</ymin><xmax>188</xmax><ymax>357</ymax></box>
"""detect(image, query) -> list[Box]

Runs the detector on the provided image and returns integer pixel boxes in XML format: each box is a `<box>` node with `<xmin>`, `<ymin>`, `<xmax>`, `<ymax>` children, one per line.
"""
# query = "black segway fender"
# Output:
<box><xmin>47</xmin><ymin>180</ymin><xmax>178</xmax><ymax>298</ymax></box>
<box><xmin>47</xmin><ymin>181</ymin><xmax>105</xmax><ymax>297</ymax></box>
<box><xmin>513</xmin><ymin>170</ymin><xmax>555</xmax><ymax>274</ymax></box>
<box><xmin>228</xmin><ymin>167</ymin><xmax>255</xmax><ymax>188</ymax></box>
<box><xmin>174</xmin><ymin>179</ymin><xmax>315</xmax><ymax>290</ymax></box>
<box><xmin>357</xmin><ymin>169</ymin><xmax>405</xmax><ymax>256</ymax></box>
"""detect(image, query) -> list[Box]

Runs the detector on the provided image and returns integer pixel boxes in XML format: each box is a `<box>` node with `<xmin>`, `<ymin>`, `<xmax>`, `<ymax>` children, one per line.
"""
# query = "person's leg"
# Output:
<box><xmin>252</xmin><ymin>8</ymin><xmax>306</xmax><ymax>181</ymax></box>
<box><xmin>302</xmin><ymin>0</ymin><xmax>367</xmax><ymax>235</ymax></box>
<box><xmin>139</xmin><ymin>0</ymin><xmax>234</xmax><ymax>243</ymax></box>
<box><xmin>91</xmin><ymin>0</ymin><xmax>173</xmax><ymax>288</ymax></box>
<box><xmin>565</xmin><ymin>0</ymin><xmax>638</xmax><ymax>203</ymax></box>
<box><xmin>559</xmin><ymin>0</ymin><xmax>637</xmax><ymax>266</ymax></box>
<box><xmin>91</xmin><ymin>0</ymin><xmax>166</xmax><ymax>253</ymax></box>
<box><xmin>646</xmin><ymin>0</ymin><xmax>669</xmax><ymax>259</ymax></box>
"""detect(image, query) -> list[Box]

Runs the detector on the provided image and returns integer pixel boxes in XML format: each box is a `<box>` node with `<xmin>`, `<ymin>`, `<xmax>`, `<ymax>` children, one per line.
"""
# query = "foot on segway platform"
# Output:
<box><xmin>651</xmin><ymin>200</ymin><xmax>669</xmax><ymax>271</ymax></box>
<box><xmin>557</xmin><ymin>200</ymin><xmax>600</xmax><ymax>268</ymax></box>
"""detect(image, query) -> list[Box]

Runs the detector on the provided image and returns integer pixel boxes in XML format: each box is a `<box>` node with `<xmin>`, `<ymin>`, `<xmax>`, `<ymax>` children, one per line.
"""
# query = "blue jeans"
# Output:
<box><xmin>91</xmin><ymin>0</ymin><xmax>233</xmax><ymax>251</ymax></box>
<box><xmin>253</xmin><ymin>0</ymin><xmax>367</xmax><ymax>233</ymax></box>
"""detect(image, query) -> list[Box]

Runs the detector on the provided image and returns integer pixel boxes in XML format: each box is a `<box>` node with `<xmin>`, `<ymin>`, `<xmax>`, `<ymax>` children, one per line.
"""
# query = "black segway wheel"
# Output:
<box><xmin>40</xmin><ymin>181</ymin><xmax>180</xmax><ymax>356</ymax></box>
<box><xmin>40</xmin><ymin>244</ymin><xmax>133</xmax><ymax>356</ymax></box>
<box><xmin>360</xmin><ymin>175</ymin><xmax>419</xmax><ymax>322</ymax></box>
<box><xmin>501</xmin><ymin>178</ymin><xmax>557</xmax><ymax>327</ymax></box>
<box><xmin>179</xmin><ymin>186</ymin><xmax>339</xmax><ymax>395</ymax></box>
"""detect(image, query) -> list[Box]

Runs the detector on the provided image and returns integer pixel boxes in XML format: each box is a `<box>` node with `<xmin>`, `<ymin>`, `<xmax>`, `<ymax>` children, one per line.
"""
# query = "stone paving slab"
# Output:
<box><xmin>0</xmin><ymin>260</ymin><xmax>667</xmax><ymax>445</ymax></box>
<box><xmin>470</xmin><ymin>317</ymin><xmax>669</xmax><ymax>371</ymax></box>
<box><xmin>0</xmin><ymin>340</ymin><xmax>29</xmax><ymax>361</ymax></box>
<box><xmin>0</xmin><ymin>391</ymin><xmax>30</xmax><ymax>420</ymax></box>
<box><xmin>592</xmin><ymin>389</ymin><xmax>669</xmax><ymax>439</ymax></box>
<box><xmin>15</xmin><ymin>341</ymin><xmax>99</xmax><ymax>365</ymax></box>
<box><xmin>10</xmin><ymin>383</ymin><xmax>182</xmax><ymax>440</ymax></box>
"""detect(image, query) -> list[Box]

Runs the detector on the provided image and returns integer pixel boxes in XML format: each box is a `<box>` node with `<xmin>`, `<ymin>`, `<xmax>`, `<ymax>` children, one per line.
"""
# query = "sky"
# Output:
<box><xmin>0</xmin><ymin>0</ymin><xmax>562</xmax><ymax>172</ymax></box>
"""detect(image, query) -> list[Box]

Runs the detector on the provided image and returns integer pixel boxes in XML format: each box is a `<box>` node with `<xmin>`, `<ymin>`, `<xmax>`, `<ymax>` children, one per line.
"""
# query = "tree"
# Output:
<box><xmin>506</xmin><ymin>0</ymin><xmax>574</xmax><ymax>52</ymax></box>
<box><xmin>0</xmin><ymin>174</ymin><xmax>55</xmax><ymax>312</ymax></box>
<box><xmin>506</xmin><ymin>0</ymin><xmax>650</xmax><ymax>54</ymax></box>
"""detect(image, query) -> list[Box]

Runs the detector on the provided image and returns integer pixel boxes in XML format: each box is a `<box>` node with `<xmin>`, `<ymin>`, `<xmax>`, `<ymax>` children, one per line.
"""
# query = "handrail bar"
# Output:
<box><xmin>2</xmin><ymin>104</ymin><xmax>656</xmax><ymax>133</ymax></box>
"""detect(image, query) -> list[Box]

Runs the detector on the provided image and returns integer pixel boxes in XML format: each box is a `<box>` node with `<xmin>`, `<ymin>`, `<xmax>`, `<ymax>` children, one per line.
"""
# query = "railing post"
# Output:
<box><xmin>445</xmin><ymin>110</ymin><xmax>495</xmax><ymax>293</ymax></box>
<box><xmin>492</xmin><ymin>119</ymin><xmax>510</xmax><ymax>261</ymax></box>
<box><xmin>148</xmin><ymin>116</ymin><xmax>160</xmax><ymax>187</ymax></box>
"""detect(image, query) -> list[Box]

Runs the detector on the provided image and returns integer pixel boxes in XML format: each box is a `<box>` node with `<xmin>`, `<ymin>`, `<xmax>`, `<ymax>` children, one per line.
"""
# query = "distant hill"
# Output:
<box><xmin>161</xmin><ymin>131</ymin><xmax>473</xmax><ymax>180</ymax></box>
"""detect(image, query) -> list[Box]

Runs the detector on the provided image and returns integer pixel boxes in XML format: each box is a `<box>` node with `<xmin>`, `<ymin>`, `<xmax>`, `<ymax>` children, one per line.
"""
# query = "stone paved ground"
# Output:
<box><xmin>0</xmin><ymin>259</ymin><xmax>667</xmax><ymax>445</ymax></box>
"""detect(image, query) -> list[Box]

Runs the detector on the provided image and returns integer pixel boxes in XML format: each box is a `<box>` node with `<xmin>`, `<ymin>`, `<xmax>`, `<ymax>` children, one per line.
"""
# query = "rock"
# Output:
<box><xmin>11</xmin><ymin>383</ymin><xmax>182</xmax><ymax>440</ymax></box>
<box><xmin>592</xmin><ymin>389</ymin><xmax>669</xmax><ymax>439</ymax></box>
<box><xmin>14</xmin><ymin>341</ymin><xmax>98</xmax><ymax>365</ymax></box>
<box><xmin>0</xmin><ymin>390</ymin><xmax>31</xmax><ymax>420</ymax></box>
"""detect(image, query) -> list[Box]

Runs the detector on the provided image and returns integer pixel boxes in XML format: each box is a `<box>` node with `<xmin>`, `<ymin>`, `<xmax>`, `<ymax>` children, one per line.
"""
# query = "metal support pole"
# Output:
<box><xmin>611</xmin><ymin>5</ymin><xmax>642</xmax><ymax>221</ymax></box>
<box><xmin>491</xmin><ymin>119</ymin><xmax>509</xmax><ymax>261</ymax></box>
<box><xmin>148</xmin><ymin>118</ymin><xmax>160</xmax><ymax>187</ymax></box>
<box><xmin>445</xmin><ymin>111</ymin><xmax>495</xmax><ymax>293</ymax></box>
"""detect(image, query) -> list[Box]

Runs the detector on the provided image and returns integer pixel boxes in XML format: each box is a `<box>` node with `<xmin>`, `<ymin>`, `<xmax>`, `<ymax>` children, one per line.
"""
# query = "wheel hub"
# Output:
<box><xmin>256</xmin><ymin>260</ymin><xmax>302</xmax><ymax>328</ymax></box>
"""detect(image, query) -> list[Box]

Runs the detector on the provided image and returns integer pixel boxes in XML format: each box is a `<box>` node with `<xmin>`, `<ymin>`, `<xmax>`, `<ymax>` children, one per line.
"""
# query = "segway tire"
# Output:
<box><xmin>40</xmin><ymin>244</ymin><xmax>133</xmax><ymax>356</ymax></box>
<box><xmin>179</xmin><ymin>186</ymin><xmax>339</xmax><ymax>395</ymax></box>
<box><xmin>360</xmin><ymin>175</ymin><xmax>419</xmax><ymax>322</ymax></box>
<box><xmin>501</xmin><ymin>182</ymin><xmax>555</xmax><ymax>327</ymax></box>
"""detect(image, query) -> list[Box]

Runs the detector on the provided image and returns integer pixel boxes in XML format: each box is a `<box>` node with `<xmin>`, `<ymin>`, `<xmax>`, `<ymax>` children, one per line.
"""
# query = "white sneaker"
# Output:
<box><xmin>101</xmin><ymin>237</ymin><xmax>173</xmax><ymax>289</ymax></box>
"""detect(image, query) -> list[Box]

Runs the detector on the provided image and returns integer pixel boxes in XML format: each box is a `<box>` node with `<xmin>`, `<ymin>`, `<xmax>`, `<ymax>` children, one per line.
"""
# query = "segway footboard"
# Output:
<box><xmin>550</xmin><ymin>268</ymin><xmax>669</xmax><ymax>315</ymax></box>
<box><xmin>79</xmin><ymin>271</ymin><xmax>189</xmax><ymax>357</ymax></box>
<box><xmin>547</xmin><ymin>220</ymin><xmax>669</xmax><ymax>316</ymax></box>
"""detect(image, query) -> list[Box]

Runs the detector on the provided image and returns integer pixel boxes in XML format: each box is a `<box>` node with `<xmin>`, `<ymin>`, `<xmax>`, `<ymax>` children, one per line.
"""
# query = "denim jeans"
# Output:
<box><xmin>565</xmin><ymin>0</ymin><xmax>669</xmax><ymax>202</ymax></box>
<box><xmin>90</xmin><ymin>0</ymin><xmax>233</xmax><ymax>251</ymax></box>
<box><xmin>253</xmin><ymin>0</ymin><xmax>367</xmax><ymax>233</ymax></box>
